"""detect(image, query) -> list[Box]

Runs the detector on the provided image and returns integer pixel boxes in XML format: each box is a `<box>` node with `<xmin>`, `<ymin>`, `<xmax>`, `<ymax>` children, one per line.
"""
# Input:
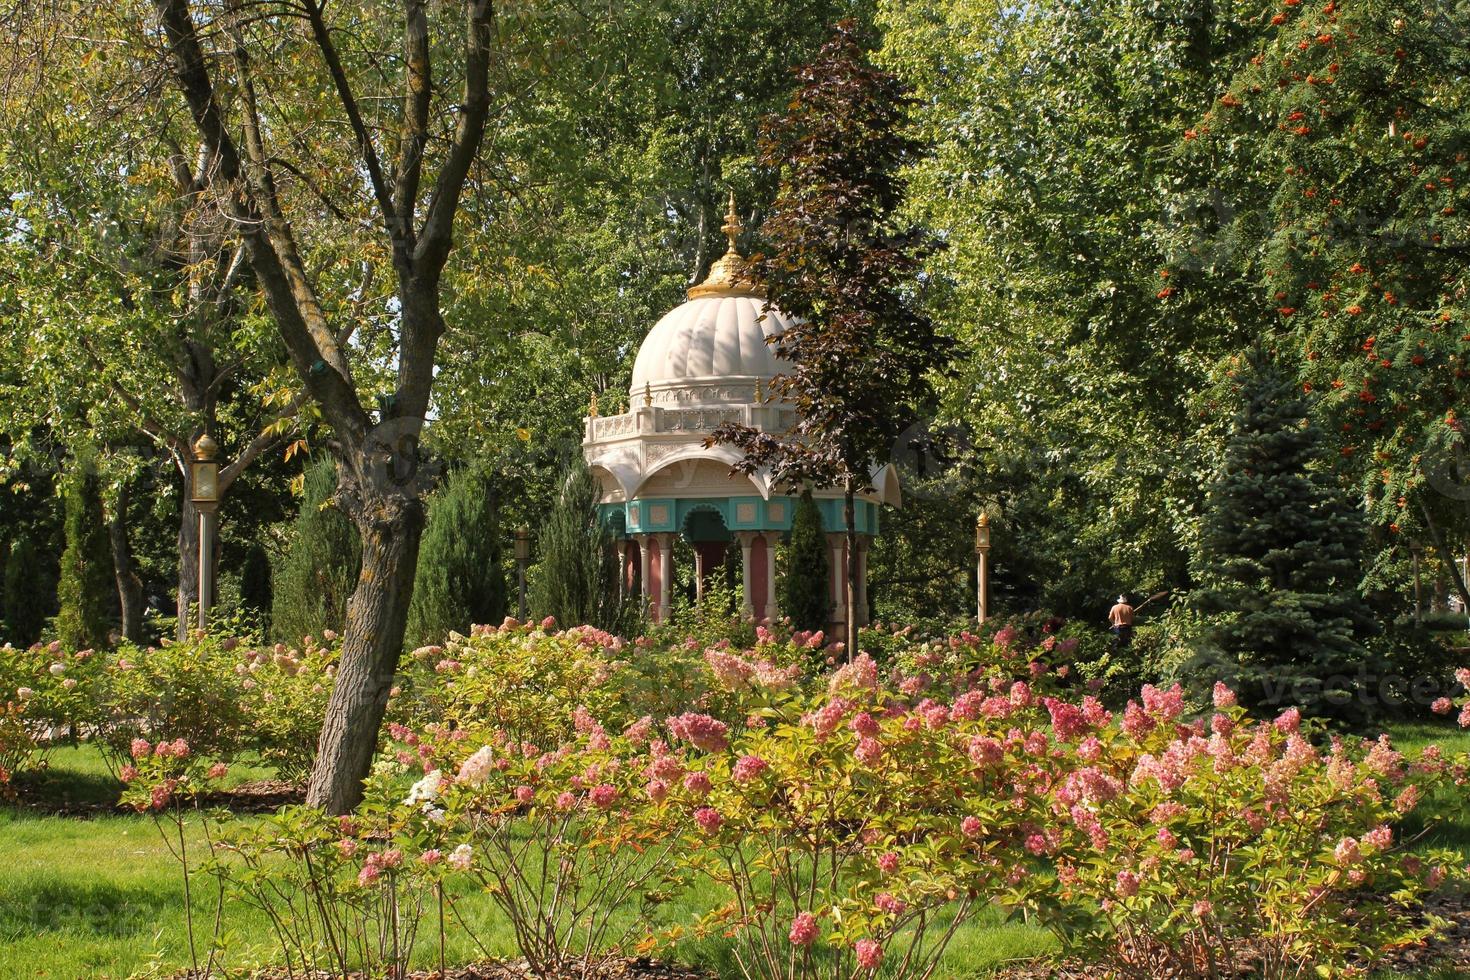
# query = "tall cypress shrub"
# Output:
<box><xmin>3</xmin><ymin>535</ymin><xmax>53</xmax><ymax>647</ymax></box>
<box><xmin>782</xmin><ymin>491</ymin><xmax>829</xmax><ymax>632</ymax></box>
<box><xmin>1191</xmin><ymin>352</ymin><xmax>1377</xmax><ymax>723</ymax></box>
<box><xmin>239</xmin><ymin>542</ymin><xmax>274</xmax><ymax>633</ymax></box>
<box><xmin>271</xmin><ymin>458</ymin><xmax>361</xmax><ymax>643</ymax></box>
<box><xmin>529</xmin><ymin>461</ymin><xmax>627</xmax><ymax>632</ymax></box>
<box><xmin>55</xmin><ymin>456</ymin><xmax>115</xmax><ymax>649</ymax></box>
<box><xmin>406</xmin><ymin>466</ymin><xmax>506</xmax><ymax>647</ymax></box>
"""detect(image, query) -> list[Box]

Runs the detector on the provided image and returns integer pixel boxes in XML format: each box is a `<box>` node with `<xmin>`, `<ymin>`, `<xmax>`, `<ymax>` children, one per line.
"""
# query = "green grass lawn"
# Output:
<box><xmin>3</xmin><ymin>726</ymin><xmax>1469</xmax><ymax>980</ymax></box>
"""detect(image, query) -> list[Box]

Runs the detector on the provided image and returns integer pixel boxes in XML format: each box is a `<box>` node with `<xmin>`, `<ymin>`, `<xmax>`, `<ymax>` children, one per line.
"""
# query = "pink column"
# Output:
<box><xmin>646</xmin><ymin>536</ymin><xmax>663</xmax><ymax>623</ymax></box>
<box><xmin>623</xmin><ymin>541</ymin><xmax>639</xmax><ymax>596</ymax></box>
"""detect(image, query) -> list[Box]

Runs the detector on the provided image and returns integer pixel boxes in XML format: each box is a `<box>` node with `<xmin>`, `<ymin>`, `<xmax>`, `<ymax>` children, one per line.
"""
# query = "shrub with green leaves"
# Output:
<box><xmin>405</xmin><ymin>465</ymin><xmax>506</xmax><ymax>648</ymax></box>
<box><xmin>55</xmin><ymin>456</ymin><xmax>115</xmax><ymax>650</ymax></box>
<box><xmin>781</xmin><ymin>491</ymin><xmax>829</xmax><ymax>632</ymax></box>
<box><xmin>271</xmin><ymin>457</ymin><xmax>360</xmax><ymax>643</ymax></box>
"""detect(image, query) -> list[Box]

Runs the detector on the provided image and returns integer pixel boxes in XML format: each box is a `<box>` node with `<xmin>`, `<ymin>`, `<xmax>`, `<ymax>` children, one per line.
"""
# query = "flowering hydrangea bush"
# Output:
<box><xmin>109</xmin><ymin>620</ymin><xmax>1470</xmax><ymax>980</ymax></box>
<box><xmin>1025</xmin><ymin>681</ymin><xmax>1467</xmax><ymax>977</ymax></box>
<box><xmin>238</xmin><ymin>633</ymin><xmax>341</xmax><ymax>780</ymax></box>
<box><xmin>388</xmin><ymin>707</ymin><xmax>697</xmax><ymax>977</ymax></box>
<box><xmin>97</xmin><ymin>633</ymin><xmax>255</xmax><ymax>769</ymax></box>
<box><xmin>668</xmin><ymin>651</ymin><xmax>1070</xmax><ymax>980</ymax></box>
<box><xmin>397</xmin><ymin>619</ymin><xmax>633</xmax><ymax>745</ymax></box>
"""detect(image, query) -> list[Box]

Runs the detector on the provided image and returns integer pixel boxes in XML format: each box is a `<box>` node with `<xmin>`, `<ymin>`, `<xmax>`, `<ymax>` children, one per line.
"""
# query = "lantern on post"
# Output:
<box><xmin>191</xmin><ymin>433</ymin><xmax>222</xmax><ymax>633</ymax></box>
<box><xmin>974</xmin><ymin>512</ymin><xmax>992</xmax><ymax>625</ymax></box>
<box><xmin>513</xmin><ymin>525</ymin><xmax>532</xmax><ymax>620</ymax></box>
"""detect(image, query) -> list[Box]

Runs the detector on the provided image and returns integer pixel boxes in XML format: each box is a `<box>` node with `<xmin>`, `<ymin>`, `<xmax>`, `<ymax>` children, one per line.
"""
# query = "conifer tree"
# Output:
<box><xmin>1191</xmin><ymin>352</ymin><xmax>1377</xmax><ymax>723</ymax></box>
<box><xmin>271</xmin><ymin>458</ymin><xmax>361</xmax><ymax>644</ymax></box>
<box><xmin>3</xmin><ymin>535</ymin><xmax>53</xmax><ymax>647</ymax></box>
<box><xmin>239</xmin><ymin>542</ymin><xmax>273</xmax><ymax>633</ymax></box>
<box><xmin>529</xmin><ymin>461</ymin><xmax>628</xmax><ymax>632</ymax></box>
<box><xmin>406</xmin><ymin>466</ymin><xmax>507</xmax><ymax>647</ymax></box>
<box><xmin>55</xmin><ymin>455</ymin><xmax>115</xmax><ymax>649</ymax></box>
<box><xmin>782</xmin><ymin>491</ymin><xmax>830</xmax><ymax>632</ymax></box>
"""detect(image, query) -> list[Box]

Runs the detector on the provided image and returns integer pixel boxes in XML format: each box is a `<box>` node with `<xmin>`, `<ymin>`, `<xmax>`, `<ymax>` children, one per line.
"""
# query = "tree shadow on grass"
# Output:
<box><xmin>0</xmin><ymin>878</ymin><xmax>171</xmax><ymax>942</ymax></box>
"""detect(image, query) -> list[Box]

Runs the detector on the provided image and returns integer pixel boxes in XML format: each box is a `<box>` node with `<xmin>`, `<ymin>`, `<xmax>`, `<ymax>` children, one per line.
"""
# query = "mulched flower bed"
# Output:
<box><xmin>170</xmin><ymin>959</ymin><xmax>713</xmax><ymax>979</ymax></box>
<box><xmin>4</xmin><ymin>774</ymin><xmax>303</xmax><ymax>817</ymax></box>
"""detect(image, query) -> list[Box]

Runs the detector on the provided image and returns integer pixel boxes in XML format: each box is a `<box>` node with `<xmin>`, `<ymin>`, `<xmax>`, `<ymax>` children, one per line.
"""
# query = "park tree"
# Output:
<box><xmin>782</xmin><ymin>491</ymin><xmax>830</xmax><ymax>632</ymax></box>
<box><xmin>530</xmin><ymin>461</ymin><xmax>628</xmax><ymax>633</ymax></box>
<box><xmin>32</xmin><ymin>0</ymin><xmax>510</xmax><ymax>812</ymax></box>
<box><xmin>55</xmin><ymin>454</ymin><xmax>116</xmax><ymax>650</ymax></box>
<box><xmin>1190</xmin><ymin>352</ymin><xmax>1377</xmax><ymax>723</ymax></box>
<box><xmin>1178</xmin><ymin>0</ymin><xmax>1470</xmax><ymax>609</ymax></box>
<box><xmin>712</xmin><ymin>20</ymin><xmax>949</xmax><ymax>653</ymax></box>
<box><xmin>878</xmin><ymin>0</ymin><xmax>1262</xmax><ymax>616</ymax></box>
<box><xmin>271</xmin><ymin>458</ymin><xmax>360</xmax><ymax>647</ymax></box>
<box><xmin>0</xmin><ymin>33</ymin><xmax>306</xmax><ymax>641</ymax></box>
<box><xmin>2</xmin><ymin>535</ymin><xmax>53</xmax><ymax>647</ymax></box>
<box><xmin>406</xmin><ymin>466</ymin><xmax>506</xmax><ymax>648</ymax></box>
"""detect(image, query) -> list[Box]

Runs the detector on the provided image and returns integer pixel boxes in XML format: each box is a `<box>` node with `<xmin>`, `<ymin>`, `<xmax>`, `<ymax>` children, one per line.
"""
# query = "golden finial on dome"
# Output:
<box><xmin>687</xmin><ymin>189</ymin><xmax>766</xmax><ymax>301</ymax></box>
<box><xmin>643</xmin><ymin>381</ymin><xmax>653</xmax><ymax>407</ymax></box>
<box><xmin>589</xmin><ymin>392</ymin><xmax>599</xmax><ymax>418</ymax></box>
<box><xmin>720</xmin><ymin>189</ymin><xmax>741</xmax><ymax>251</ymax></box>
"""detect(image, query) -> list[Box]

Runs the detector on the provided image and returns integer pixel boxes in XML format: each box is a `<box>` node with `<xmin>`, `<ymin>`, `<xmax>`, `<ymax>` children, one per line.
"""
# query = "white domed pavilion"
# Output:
<box><xmin>582</xmin><ymin>195</ymin><xmax>900</xmax><ymax>626</ymax></box>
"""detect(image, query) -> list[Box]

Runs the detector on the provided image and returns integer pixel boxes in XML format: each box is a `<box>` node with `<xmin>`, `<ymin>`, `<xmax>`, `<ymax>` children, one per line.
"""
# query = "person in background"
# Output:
<box><xmin>1108</xmin><ymin>594</ymin><xmax>1135</xmax><ymax>647</ymax></box>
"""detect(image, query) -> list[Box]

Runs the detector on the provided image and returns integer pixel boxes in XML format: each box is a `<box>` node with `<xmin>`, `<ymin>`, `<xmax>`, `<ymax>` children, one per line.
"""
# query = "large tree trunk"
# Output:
<box><xmin>108</xmin><ymin>479</ymin><xmax>146</xmax><ymax>644</ymax></box>
<box><xmin>306</xmin><ymin>492</ymin><xmax>426</xmax><ymax>813</ymax></box>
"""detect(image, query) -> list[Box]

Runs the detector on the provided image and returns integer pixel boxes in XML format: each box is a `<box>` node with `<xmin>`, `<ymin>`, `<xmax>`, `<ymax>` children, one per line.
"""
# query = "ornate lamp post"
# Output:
<box><xmin>190</xmin><ymin>433</ymin><xmax>222</xmax><ymax>633</ymax></box>
<box><xmin>974</xmin><ymin>512</ymin><xmax>991</xmax><ymax>625</ymax></box>
<box><xmin>513</xmin><ymin>526</ymin><xmax>532</xmax><ymax>620</ymax></box>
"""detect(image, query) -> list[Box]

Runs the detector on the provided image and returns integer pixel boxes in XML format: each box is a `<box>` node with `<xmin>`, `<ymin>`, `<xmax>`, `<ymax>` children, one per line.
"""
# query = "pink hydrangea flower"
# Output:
<box><xmin>589</xmin><ymin>783</ymin><xmax>618</xmax><ymax>809</ymax></box>
<box><xmin>875</xmin><ymin>892</ymin><xmax>906</xmax><ymax>916</ymax></box>
<box><xmin>732</xmin><ymin>755</ymin><xmax>768</xmax><ymax>783</ymax></box>
<box><xmin>788</xmin><ymin>911</ymin><xmax>819</xmax><ymax>946</ymax></box>
<box><xmin>667</xmin><ymin>712</ymin><xmax>730</xmax><ymax>753</ymax></box>
<box><xmin>514</xmin><ymin>785</ymin><xmax>535</xmax><ymax>804</ymax></box>
<box><xmin>850</xmin><ymin>712</ymin><xmax>880</xmax><ymax>737</ymax></box>
<box><xmin>130</xmin><ymin>738</ymin><xmax>152</xmax><ymax>759</ymax></box>
<box><xmin>1433</xmin><ymin>697</ymin><xmax>1454</xmax><ymax>715</ymax></box>
<box><xmin>1114</xmin><ymin>870</ymin><xmax>1141</xmax><ymax>898</ymax></box>
<box><xmin>1334</xmin><ymin>837</ymin><xmax>1361</xmax><ymax>866</ymax></box>
<box><xmin>448</xmin><ymin>844</ymin><xmax>473</xmax><ymax>870</ymax></box>
<box><xmin>683</xmin><ymin>771</ymin><xmax>712</xmax><ymax>797</ymax></box>
<box><xmin>1212</xmin><ymin>682</ymin><xmax>1237</xmax><ymax>709</ymax></box>
<box><xmin>876</xmin><ymin>851</ymin><xmax>900</xmax><ymax>875</ymax></box>
<box><xmin>420</xmin><ymin>849</ymin><xmax>442</xmax><ymax>866</ymax></box>
<box><xmin>694</xmin><ymin>806</ymin><xmax>723</xmax><ymax>834</ymax></box>
<box><xmin>207</xmin><ymin>762</ymin><xmax>229</xmax><ymax>780</ymax></box>
<box><xmin>457</xmin><ymin>745</ymin><xmax>495</xmax><ymax>787</ymax></box>
<box><xmin>646</xmin><ymin>779</ymin><xmax>669</xmax><ymax>803</ymax></box>
<box><xmin>1273</xmin><ymin>707</ymin><xmax>1302</xmax><ymax>734</ymax></box>
<box><xmin>1193</xmin><ymin>900</ymin><xmax>1213</xmax><ymax>917</ymax></box>
<box><xmin>855</xmin><ymin>737</ymin><xmax>883</xmax><ymax>766</ymax></box>
<box><xmin>961</xmin><ymin>816</ymin><xmax>983</xmax><ymax>838</ymax></box>
<box><xmin>854</xmin><ymin>939</ymin><xmax>884</xmax><ymax>971</ymax></box>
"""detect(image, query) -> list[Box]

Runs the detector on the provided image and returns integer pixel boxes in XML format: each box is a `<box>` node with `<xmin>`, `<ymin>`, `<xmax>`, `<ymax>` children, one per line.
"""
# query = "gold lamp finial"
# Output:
<box><xmin>589</xmin><ymin>392</ymin><xmax>599</xmax><ymax>418</ymax></box>
<box><xmin>193</xmin><ymin>431</ymin><xmax>219</xmax><ymax>461</ymax></box>
<box><xmin>977</xmin><ymin>512</ymin><xmax>989</xmax><ymax>528</ymax></box>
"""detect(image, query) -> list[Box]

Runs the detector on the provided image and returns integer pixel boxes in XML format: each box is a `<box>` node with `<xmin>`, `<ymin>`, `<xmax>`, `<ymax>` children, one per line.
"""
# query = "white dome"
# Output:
<box><xmin>629</xmin><ymin>293</ymin><xmax>794</xmax><ymax>394</ymax></box>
